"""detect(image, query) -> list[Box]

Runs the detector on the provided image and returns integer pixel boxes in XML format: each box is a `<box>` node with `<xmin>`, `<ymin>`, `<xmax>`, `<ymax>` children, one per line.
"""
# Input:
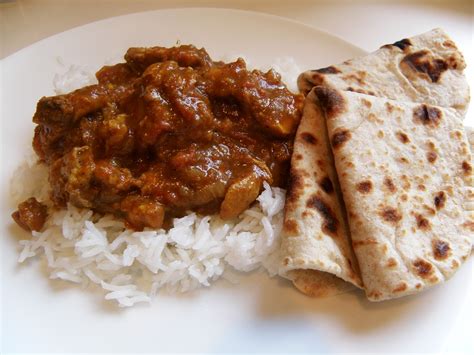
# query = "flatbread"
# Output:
<box><xmin>316</xmin><ymin>86</ymin><xmax>472</xmax><ymax>301</ymax></box>
<box><xmin>298</xmin><ymin>28</ymin><xmax>469</xmax><ymax>115</ymax></box>
<box><xmin>465</xmin><ymin>126</ymin><xmax>474</xmax><ymax>248</ymax></box>
<box><xmin>279</xmin><ymin>89</ymin><xmax>363</xmax><ymax>296</ymax></box>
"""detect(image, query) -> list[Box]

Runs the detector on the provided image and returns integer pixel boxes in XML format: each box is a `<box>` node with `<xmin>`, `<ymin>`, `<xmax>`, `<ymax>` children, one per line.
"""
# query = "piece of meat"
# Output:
<box><xmin>33</xmin><ymin>85</ymin><xmax>109</xmax><ymax>126</ymax></box>
<box><xmin>96</xmin><ymin>63</ymin><xmax>138</xmax><ymax>85</ymax></box>
<box><xmin>94</xmin><ymin>160</ymin><xmax>136</xmax><ymax>192</ymax></box>
<box><xmin>220</xmin><ymin>173</ymin><xmax>263</xmax><ymax>219</ymax></box>
<box><xmin>159</xmin><ymin>66</ymin><xmax>213</xmax><ymax>126</ymax></box>
<box><xmin>205</xmin><ymin>59</ymin><xmax>303</xmax><ymax>137</ymax></box>
<box><xmin>119</xmin><ymin>195</ymin><xmax>165</xmax><ymax>230</ymax></box>
<box><xmin>49</xmin><ymin>146</ymin><xmax>97</xmax><ymax>208</ymax></box>
<box><xmin>12</xmin><ymin>198</ymin><xmax>48</xmax><ymax>232</ymax></box>
<box><xmin>125</xmin><ymin>45</ymin><xmax>213</xmax><ymax>73</ymax></box>
<box><xmin>98</xmin><ymin>113</ymin><xmax>134</xmax><ymax>156</ymax></box>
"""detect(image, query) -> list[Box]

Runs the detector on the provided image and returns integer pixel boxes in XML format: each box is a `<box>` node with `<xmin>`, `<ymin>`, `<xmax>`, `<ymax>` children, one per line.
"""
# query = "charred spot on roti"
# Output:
<box><xmin>316</xmin><ymin>159</ymin><xmax>324</xmax><ymax>169</ymax></box>
<box><xmin>400</xmin><ymin>50</ymin><xmax>449</xmax><ymax>82</ymax></box>
<box><xmin>381</xmin><ymin>38</ymin><xmax>412</xmax><ymax>51</ymax></box>
<box><xmin>331</xmin><ymin>129</ymin><xmax>351</xmax><ymax>149</ymax></box>
<box><xmin>346</xmin><ymin>87</ymin><xmax>373</xmax><ymax>95</ymax></box>
<box><xmin>300</xmin><ymin>132</ymin><xmax>318</xmax><ymax>145</ymax></box>
<box><xmin>306</xmin><ymin>195</ymin><xmax>338</xmax><ymax>236</ymax></box>
<box><xmin>446</xmin><ymin>55</ymin><xmax>461</xmax><ymax>69</ymax></box>
<box><xmin>451</xmin><ymin>260</ymin><xmax>459</xmax><ymax>268</ymax></box>
<box><xmin>356</xmin><ymin>180</ymin><xmax>373</xmax><ymax>194</ymax></box>
<box><xmin>413</xmin><ymin>259</ymin><xmax>434</xmax><ymax>278</ymax></box>
<box><xmin>314</xmin><ymin>86</ymin><xmax>346</xmax><ymax>118</ymax></box>
<box><xmin>432</xmin><ymin>239</ymin><xmax>451</xmax><ymax>260</ymax></box>
<box><xmin>313</xmin><ymin>66</ymin><xmax>341</xmax><ymax>74</ymax></box>
<box><xmin>380</xmin><ymin>206</ymin><xmax>402</xmax><ymax>224</ymax></box>
<box><xmin>377</xmin><ymin>130</ymin><xmax>384</xmax><ymax>138</ymax></box>
<box><xmin>413</xmin><ymin>104</ymin><xmax>442</xmax><ymax>127</ymax></box>
<box><xmin>401</xmin><ymin>175</ymin><xmax>411</xmax><ymax>190</ymax></box>
<box><xmin>452</xmin><ymin>130</ymin><xmax>463</xmax><ymax>140</ymax></box>
<box><xmin>461</xmin><ymin>160</ymin><xmax>472</xmax><ymax>175</ymax></box>
<box><xmin>368</xmin><ymin>291</ymin><xmax>382</xmax><ymax>300</ymax></box>
<box><xmin>383</xmin><ymin>177</ymin><xmax>397</xmax><ymax>193</ymax></box>
<box><xmin>418</xmin><ymin>184</ymin><xmax>426</xmax><ymax>191</ymax></box>
<box><xmin>393</xmin><ymin>282</ymin><xmax>408</xmax><ymax>293</ymax></box>
<box><xmin>342</xmin><ymin>71</ymin><xmax>367</xmax><ymax>85</ymax></box>
<box><xmin>361</xmin><ymin>98</ymin><xmax>372</xmax><ymax>108</ymax></box>
<box><xmin>434</xmin><ymin>191</ymin><xmax>446</xmax><ymax>210</ymax></box>
<box><xmin>385</xmin><ymin>102</ymin><xmax>395</xmax><ymax>113</ymax></box>
<box><xmin>310</xmin><ymin>72</ymin><xmax>326</xmax><ymax>85</ymax></box>
<box><xmin>367</xmin><ymin>112</ymin><xmax>382</xmax><ymax>123</ymax></box>
<box><xmin>294</xmin><ymin>154</ymin><xmax>303</xmax><ymax>161</ymax></box>
<box><xmin>286</xmin><ymin>169</ymin><xmax>305</xmax><ymax>204</ymax></box>
<box><xmin>396</xmin><ymin>131</ymin><xmax>410</xmax><ymax>143</ymax></box>
<box><xmin>319</xmin><ymin>176</ymin><xmax>334</xmax><ymax>194</ymax></box>
<box><xmin>386</xmin><ymin>258</ymin><xmax>398</xmax><ymax>268</ymax></box>
<box><xmin>284</xmin><ymin>218</ymin><xmax>299</xmax><ymax>234</ymax></box>
<box><xmin>426</xmin><ymin>151</ymin><xmax>437</xmax><ymax>163</ymax></box>
<box><xmin>283</xmin><ymin>257</ymin><xmax>290</xmax><ymax>267</ymax></box>
<box><xmin>401</xmin><ymin>194</ymin><xmax>408</xmax><ymax>202</ymax></box>
<box><xmin>352</xmin><ymin>238</ymin><xmax>378</xmax><ymax>248</ymax></box>
<box><xmin>443</xmin><ymin>40</ymin><xmax>456</xmax><ymax>49</ymax></box>
<box><xmin>416</xmin><ymin>214</ymin><xmax>431</xmax><ymax>230</ymax></box>
<box><xmin>423</xmin><ymin>205</ymin><xmax>436</xmax><ymax>216</ymax></box>
<box><xmin>429</xmin><ymin>276</ymin><xmax>439</xmax><ymax>284</ymax></box>
<box><xmin>462</xmin><ymin>221</ymin><xmax>474</xmax><ymax>232</ymax></box>
<box><xmin>415</xmin><ymin>283</ymin><xmax>422</xmax><ymax>289</ymax></box>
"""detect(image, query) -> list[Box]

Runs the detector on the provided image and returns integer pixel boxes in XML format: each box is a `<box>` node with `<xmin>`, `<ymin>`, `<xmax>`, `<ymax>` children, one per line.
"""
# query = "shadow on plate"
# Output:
<box><xmin>252</xmin><ymin>271</ymin><xmax>430</xmax><ymax>333</ymax></box>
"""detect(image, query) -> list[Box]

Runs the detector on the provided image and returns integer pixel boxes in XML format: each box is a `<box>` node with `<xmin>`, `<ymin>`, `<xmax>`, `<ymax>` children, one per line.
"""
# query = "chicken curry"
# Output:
<box><xmin>13</xmin><ymin>45</ymin><xmax>303</xmax><ymax>231</ymax></box>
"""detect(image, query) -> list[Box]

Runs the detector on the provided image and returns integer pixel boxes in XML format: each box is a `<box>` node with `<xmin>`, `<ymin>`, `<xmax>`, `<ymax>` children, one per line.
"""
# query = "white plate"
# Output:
<box><xmin>1</xmin><ymin>8</ymin><xmax>472</xmax><ymax>353</ymax></box>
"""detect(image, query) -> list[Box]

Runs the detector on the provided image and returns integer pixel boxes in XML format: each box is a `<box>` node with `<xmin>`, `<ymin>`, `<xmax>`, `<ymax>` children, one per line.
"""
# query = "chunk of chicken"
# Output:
<box><xmin>12</xmin><ymin>198</ymin><xmax>48</xmax><ymax>232</ymax></box>
<box><xmin>120</xmin><ymin>195</ymin><xmax>165</xmax><ymax>230</ymax></box>
<box><xmin>220</xmin><ymin>173</ymin><xmax>263</xmax><ymax>219</ymax></box>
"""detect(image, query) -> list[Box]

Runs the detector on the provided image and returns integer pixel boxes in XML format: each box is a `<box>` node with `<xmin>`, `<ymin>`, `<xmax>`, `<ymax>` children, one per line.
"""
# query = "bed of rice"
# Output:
<box><xmin>12</xmin><ymin>55</ymin><xmax>300</xmax><ymax>307</ymax></box>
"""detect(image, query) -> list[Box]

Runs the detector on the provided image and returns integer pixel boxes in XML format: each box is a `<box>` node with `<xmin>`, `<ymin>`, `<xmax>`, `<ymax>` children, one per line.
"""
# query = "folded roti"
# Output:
<box><xmin>316</xmin><ymin>86</ymin><xmax>472</xmax><ymax>301</ymax></box>
<box><xmin>466</xmin><ymin>126</ymin><xmax>474</xmax><ymax>248</ymax></box>
<box><xmin>279</xmin><ymin>89</ymin><xmax>363</xmax><ymax>296</ymax></box>
<box><xmin>298</xmin><ymin>28</ymin><xmax>469</xmax><ymax>115</ymax></box>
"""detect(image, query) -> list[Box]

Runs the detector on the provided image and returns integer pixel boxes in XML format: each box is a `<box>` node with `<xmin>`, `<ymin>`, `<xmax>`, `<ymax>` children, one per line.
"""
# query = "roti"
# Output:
<box><xmin>316</xmin><ymin>86</ymin><xmax>472</xmax><ymax>301</ymax></box>
<box><xmin>298</xmin><ymin>28</ymin><xmax>470</xmax><ymax>115</ymax></box>
<box><xmin>279</xmin><ymin>89</ymin><xmax>363</xmax><ymax>296</ymax></box>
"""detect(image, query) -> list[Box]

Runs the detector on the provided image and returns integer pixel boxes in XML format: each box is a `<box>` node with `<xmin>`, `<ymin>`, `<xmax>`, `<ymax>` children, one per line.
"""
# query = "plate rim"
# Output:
<box><xmin>2</xmin><ymin>7</ymin><xmax>366</xmax><ymax>62</ymax></box>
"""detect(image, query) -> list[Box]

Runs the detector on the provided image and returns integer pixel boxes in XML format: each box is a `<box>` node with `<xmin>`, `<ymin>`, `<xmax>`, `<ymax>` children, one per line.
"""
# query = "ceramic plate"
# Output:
<box><xmin>1</xmin><ymin>8</ymin><xmax>472</xmax><ymax>353</ymax></box>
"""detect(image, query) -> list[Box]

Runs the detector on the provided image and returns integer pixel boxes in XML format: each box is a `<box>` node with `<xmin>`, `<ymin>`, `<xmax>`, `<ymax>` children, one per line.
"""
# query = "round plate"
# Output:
<box><xmin>1</xmin><ymin>8</ymin><xmax>472</xmax><ymax>353</ymax></box>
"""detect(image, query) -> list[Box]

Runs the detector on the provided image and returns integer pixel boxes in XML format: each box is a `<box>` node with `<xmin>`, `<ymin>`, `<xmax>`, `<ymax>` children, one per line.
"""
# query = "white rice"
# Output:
<box><xmin>12</xmin><ymin>55</ymin><xmax>297</xmax><ymax>307</ymax></box>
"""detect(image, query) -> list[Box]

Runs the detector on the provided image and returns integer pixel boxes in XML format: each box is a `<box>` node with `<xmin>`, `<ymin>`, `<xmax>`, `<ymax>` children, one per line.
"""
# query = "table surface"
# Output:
<box><xmin>1</xmin><ymin>0</ymin><xmax>473</xmax><ymax>353</ymax></box>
